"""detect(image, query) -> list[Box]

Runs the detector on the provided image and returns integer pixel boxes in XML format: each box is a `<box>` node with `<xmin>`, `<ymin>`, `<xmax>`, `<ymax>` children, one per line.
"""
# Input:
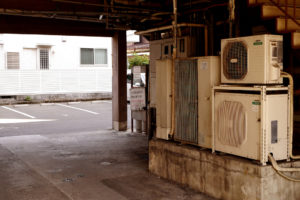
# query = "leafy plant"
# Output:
<box><xmin>128</xmin><ymin>54</ymin><xmax>149</xmax><ymax>69</ymax></box>
<box><xmin>24</xmin><ymin>96</ymin><xmax>32</xmax><ymax>101</ymax></box>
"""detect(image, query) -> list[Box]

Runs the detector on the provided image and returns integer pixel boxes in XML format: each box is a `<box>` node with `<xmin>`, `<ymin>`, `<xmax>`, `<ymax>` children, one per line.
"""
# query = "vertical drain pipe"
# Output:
<box><xmin>170</xmin><ymin>0</ymin><xmax>178</xmax><ymax>137</ymax></box>
<box><xmin>229</xmin><ymin>0</ymin><xmax>235</xmax><ymax>37</ymax></box>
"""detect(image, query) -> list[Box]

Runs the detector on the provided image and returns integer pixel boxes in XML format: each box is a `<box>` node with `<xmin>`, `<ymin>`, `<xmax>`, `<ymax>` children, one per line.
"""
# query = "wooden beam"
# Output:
<box><xmin>0</xmin><ymin>15</ymin><xmax>114</xmax><ymax>37</ymax></box>
<box><xmin>292</xmin><ymin>32</ymin><xmax>300</xmax><ymax>49</ymax></box>
<box><xmin>248</xmin><ymin>0</ymin><xmax>300</xmax><ymax>7</ymax></box>
<box><xmin>261</xmin><ymin>5</ymin><xmax>300</xmax><ymax>19</ymax></box>
<box><xmin>276</xmin><ymin>18</ymin><xmax>300</xmax><ymax>33</ymax></box>
<box><xmin>112</xmin><ymin>31</ymin><xmax>127</xmax><ymax>131</ymax></box>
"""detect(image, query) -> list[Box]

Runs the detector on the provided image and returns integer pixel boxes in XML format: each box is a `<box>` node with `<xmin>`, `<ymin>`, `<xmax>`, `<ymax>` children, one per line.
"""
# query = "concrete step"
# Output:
<box><xmin>248</xmin><ymin>0</ymin><xmax>300</xmax><ymax>7</ymax></box>
<box><xmin>292</xmin><ymin>32</ymin><xmax>300</xmax><ymax>49</ymax></box>
<box><xmin>261</xmin><ymin>5</ymin><xmax>300</xmax><ymax>19</ymax></box>
<box><xmin>276</xmin><ymin>17</ymin><xmax>300</xmax><ymax>33</ymax></box>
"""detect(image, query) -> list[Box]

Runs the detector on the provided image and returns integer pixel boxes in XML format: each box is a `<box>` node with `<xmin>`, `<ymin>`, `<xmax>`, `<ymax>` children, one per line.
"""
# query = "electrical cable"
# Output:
<box><xmin>280</xmin><ymin>71</ymin><xmax>300</xmax><ymax>159</ymax></box>
<box><xmin>268</xmin><ymin>154</ymin><xmax>300</xmax><ymax>182</ymax></box>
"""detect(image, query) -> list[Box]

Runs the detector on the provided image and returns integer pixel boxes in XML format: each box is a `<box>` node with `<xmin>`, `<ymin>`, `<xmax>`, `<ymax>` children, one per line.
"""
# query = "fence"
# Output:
<box><xmin>0</xmin><ymin>68</ymin><xmax>112</xmax><ymax>95</ymax></box>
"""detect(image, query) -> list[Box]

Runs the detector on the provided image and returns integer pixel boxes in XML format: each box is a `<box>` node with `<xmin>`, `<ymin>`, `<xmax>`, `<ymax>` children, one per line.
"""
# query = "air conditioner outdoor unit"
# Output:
<box><xmin>221</xmin><ymin>34</ymin><xmax>283</xmax><ymax>84</ymax></box>
<box><xmin>198</xmin><ymin>56</ymin><xmax>220</xmax><ymax>148</ymax></box>
<box><xmin>155</xmin><ymin>59</ymin><xmax>172</xmax><ymax>140</ymax></box>
<box><xmin>213</xmin><ymin>86</ymin><xmax>289</xmax><ymax>165</ymax></box>
<box><xmin>172</xmin><ymin>57</ymin><xmax>220</xmax><ymax>145</ymax></box>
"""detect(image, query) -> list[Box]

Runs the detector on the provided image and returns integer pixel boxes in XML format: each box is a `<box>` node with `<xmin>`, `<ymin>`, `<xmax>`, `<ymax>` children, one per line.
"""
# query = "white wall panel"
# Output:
<box><xmin>22</xmin><ymin>48</ymin><xmax>37</xmax><ymax>70</ymax></box>
<box><xmin>0</xmin><ymin>45</ymin><xmax>4</xmax><ymax>70</ymax></box>
<box><xmin>0</xmin><ymin>69</ymin><xmax>112</xmax><ymax>95</ymax></box>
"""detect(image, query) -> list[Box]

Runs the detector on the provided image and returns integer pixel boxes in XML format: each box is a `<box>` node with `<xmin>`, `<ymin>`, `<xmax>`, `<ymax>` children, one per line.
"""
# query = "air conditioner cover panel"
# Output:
<box><xmin>214</xmin><ymin>90</ymin><xmax>288</xmax><ymax>163</ymax></box>
<box><xmin>221</xmin><ymin>34</ymin><xmax>283</xmax><ymax>84</ymax></box>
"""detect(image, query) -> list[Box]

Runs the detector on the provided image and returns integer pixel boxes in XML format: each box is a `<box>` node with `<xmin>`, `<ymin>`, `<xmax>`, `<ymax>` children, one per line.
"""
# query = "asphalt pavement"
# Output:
<box><xmin>0</xmin><ymin>101</ymin><xmax>131</xmax><ymax>137</ymax></box>
<box><xmin>0</xmin><ymin>100</ymin><xmax>215</xmax><ymax>200</ymax></box>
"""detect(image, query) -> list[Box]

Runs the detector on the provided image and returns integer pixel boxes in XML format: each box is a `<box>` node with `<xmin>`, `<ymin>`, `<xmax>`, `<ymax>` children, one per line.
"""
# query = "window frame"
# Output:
<box><xmin>6</xmin><ymin>52</ymin><xmax>20</xmax><ymax>70</ymax></box>
<box><xmin>38</xmin><ymin>47</ymin><xmax>50</xmax><ymax>70</ymax></box>
<box><xmin>80</xmin><ymin>48</ymin><xmax>108</xmax><ymax>67</ymax></box>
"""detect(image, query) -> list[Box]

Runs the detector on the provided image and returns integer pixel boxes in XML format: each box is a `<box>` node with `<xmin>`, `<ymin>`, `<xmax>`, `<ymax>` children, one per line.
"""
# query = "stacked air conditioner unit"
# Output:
<box><xmin>149</xmin><ymin>36</ymin><xmax>197</xmax><ymax>108</ymax></box>
<box><xmin>154</xmin><ymin>34</ymin><xmax>289</xmax><ymax>165</ymax></box>
<box><xmin>221</xmin><ymin>34</ymin><xmax>283</xmax><ymax>84</ymax></box>
<box><xmin>213</xmin><ymin>34</ymin><xmax>289</xmax><ymax>165</ymax></box>
<box><xmin>155</xmin><ymin>56</ymin><xmax>221</xmax><ymax>148</ymax></box>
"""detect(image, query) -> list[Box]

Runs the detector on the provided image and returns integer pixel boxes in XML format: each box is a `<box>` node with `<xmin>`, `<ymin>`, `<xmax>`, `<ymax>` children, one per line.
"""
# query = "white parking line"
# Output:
<box><xmin>40</xmin><ymin>103</ymin><xmax>55</xmax><ymax>106</ymax></box>
<box><xmin>67</xmin><ymin>102</ymin><xmax>81</xmax><ymax>105</ymax></box>
<box><xmin>2</xmin><ymin>106</ymin><xmax>36</xmax><ymax>119</ymax></box>
<box><xmin>56</xmin><ymin>103</ymin><xmax>99</xmax><ymax>115</ymax></box>
<box><xmin>0</xmin><ymin>118</ymin><xmax>56</xmax><ymax>124</ymax></box>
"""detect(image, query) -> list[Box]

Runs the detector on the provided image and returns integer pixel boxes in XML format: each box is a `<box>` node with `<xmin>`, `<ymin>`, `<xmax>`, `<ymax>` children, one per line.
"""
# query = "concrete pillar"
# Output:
<box><xmin>135</xmin><ymin>120</ymin><xmax>142</xmax><ymax>133</ymax></box>
<box><xmin>112</xmin><ymin>31</ymin><xmax>127</xmax><ymax>131</ymax></box>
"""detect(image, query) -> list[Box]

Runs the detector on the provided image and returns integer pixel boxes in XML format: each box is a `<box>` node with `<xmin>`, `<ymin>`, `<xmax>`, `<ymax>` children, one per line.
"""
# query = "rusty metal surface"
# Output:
<box><xmin>174</xmin><ymin>59</ymin><xmax>198</xmax><ymax>144</ymax></box>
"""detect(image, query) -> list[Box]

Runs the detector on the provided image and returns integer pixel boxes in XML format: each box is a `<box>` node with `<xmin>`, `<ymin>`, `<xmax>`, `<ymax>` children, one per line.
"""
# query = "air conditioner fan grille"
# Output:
<box><xmin>216</xmin><ymin>101</ymin><xmax>246</xmax><ymax>147</ymax></box>
<box><xmin>223</xmin><ymin>41</ymin><xmax>247</xmax><ymax>80</ymax></box>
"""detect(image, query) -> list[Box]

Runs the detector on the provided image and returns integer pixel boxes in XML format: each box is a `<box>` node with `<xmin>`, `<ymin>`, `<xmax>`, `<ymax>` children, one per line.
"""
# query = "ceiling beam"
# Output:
<box><xmin>0</xmin><ymin>15</ymin><xmax>115</xmax><ymax>37</ymax></box>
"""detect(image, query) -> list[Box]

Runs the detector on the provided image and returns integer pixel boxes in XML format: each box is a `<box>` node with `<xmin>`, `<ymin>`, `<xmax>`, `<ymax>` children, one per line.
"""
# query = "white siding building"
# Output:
<box><xmin>0</xmin><ymin>34</ymin><xmax>112</xmax><ymax>95</ymax></box>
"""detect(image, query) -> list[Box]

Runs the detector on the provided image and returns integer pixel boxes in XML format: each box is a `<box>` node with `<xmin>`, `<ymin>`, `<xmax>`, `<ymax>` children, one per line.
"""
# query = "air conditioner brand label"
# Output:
<box><xmin>200</xmin><ymin>61</ymin><xmax>208</xmax><ymax>70</ymax></box>
<box><xmin>252</xmin><ymin>100</ymin><xmax>261</xmax><ymax>105</ymax></box>
<box><xmin>253</xmin><ymin>40</ymin><xmax>263</xmax><ymax>46</ymax></box>
<box><xmin>251</xmin><ymin>100</ymin><xmax>260</xmax><ymax>112</ymax></box>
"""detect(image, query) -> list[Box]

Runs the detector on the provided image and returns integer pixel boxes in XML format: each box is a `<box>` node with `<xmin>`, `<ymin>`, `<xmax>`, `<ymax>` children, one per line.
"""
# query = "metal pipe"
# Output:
<box><xmin>135</xmin><ymin>23</ymin><xmax>205</xmax><ymax>35</ymax></box>
<box><xmin>170</xmin><ymin>0</ymin><xmax>178</xmax><ymax>138</ymax></box>
<box><xmin>229</xmin><ymin>0</ymin><xmax>235</xmax><ymax>37</ymax></box>
<box><xmin>0</xmin><ymin>8</ymin><xmax>146</xmax><ymax>17</ymax></box>
<box><xmin>52</xmin><ymin>0</ymin><xmax>171</xmax><ymax>14</ymax></box>
<box><xmin>0</xmin><ymin>10</ymin><xmax>130</xmax><ymax>30</ymax></box>
<box><xmin>269</xmin><ymin>154</ymin><xmax>300</xmax><ymax>182</ymax></box>
<box><xmin>204</xmin><ymin>25</ymin><xmax>208</xmax><ymax>56</ymax></box>
<box><xmin>280</xmin><ymin>71</ymin><xmax>300</xmax><ymax>160</ymax></box>
<box><xmin>0</xmin><ymin>11</ymin><xmax>103</xmax><ymax>23</ymax></box>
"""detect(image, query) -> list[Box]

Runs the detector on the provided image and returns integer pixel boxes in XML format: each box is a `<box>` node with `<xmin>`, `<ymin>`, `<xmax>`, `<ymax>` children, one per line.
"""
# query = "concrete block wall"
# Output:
<box><xmin>149</xmin><ymin>139</ymin><xmax>300</xmax><ymax>200</ymax></box>
<box><xmin>0</xmin><ymin>92</ymin><xmax>111</xmax><ymax>105</ymax></box>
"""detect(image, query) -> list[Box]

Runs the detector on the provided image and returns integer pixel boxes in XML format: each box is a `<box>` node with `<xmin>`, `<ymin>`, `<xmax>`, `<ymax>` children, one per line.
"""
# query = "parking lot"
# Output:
<box><xmin>0</xmin><ymin>101</ymin><xmax>213</xmax><ymax>200</ymax></box>
<box><xmin>0</xmin><ymin>101</ymin><xmax>131</xmax><ymax>137</ymax></box>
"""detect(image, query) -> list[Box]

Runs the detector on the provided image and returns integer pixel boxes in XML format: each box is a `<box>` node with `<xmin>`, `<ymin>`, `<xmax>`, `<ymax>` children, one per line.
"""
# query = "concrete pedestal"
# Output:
<box><xmin>149</xmin><ymin>139</ymin><xmax>300</xmax><ymax>200</ymax></box>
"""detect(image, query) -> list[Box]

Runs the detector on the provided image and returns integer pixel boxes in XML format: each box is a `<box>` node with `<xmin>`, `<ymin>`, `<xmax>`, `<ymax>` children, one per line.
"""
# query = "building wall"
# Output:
<box><xmin>0</xmin><ymin>34</ymin><xmax>112</xmax><ymax>94</ymax></box>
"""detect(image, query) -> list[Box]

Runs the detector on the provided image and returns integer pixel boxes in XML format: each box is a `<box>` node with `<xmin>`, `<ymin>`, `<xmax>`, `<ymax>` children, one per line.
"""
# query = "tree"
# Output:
<box><xmin>128</xmin><ymin>54</ymin><xmax>149</xmax><ymax>69</ymax></box>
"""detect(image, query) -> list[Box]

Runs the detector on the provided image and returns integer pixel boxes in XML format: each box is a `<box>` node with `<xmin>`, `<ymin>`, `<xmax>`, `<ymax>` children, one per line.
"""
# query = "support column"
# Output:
<box><xmin>112</xmin><ymin>31</ymin><xmax>127</xmax><ymax>131</ymax></box>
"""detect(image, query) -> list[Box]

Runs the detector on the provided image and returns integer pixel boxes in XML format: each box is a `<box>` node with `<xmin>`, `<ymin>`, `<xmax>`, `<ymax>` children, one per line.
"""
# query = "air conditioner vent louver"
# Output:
<box><xmin>223</xmin><ymin>41</ymin><xmax>248</xmax><ymax>80</ymax></box>
<box><xmin>216</xmin><ymin>101</ymin><xmax>246</xmax><ymax>147</ymax></box>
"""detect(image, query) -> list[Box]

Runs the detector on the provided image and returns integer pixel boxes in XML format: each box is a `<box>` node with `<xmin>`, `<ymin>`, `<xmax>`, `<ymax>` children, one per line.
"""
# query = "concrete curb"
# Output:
<box><xmin>13</xmin><ymin>104</ymin><xmax>29</xmax><ymax>107</ymax></box>
<box><xmin>0</xmin><ymin>92</ymin><xmax>112</xmax><ymax>105</ymax></box>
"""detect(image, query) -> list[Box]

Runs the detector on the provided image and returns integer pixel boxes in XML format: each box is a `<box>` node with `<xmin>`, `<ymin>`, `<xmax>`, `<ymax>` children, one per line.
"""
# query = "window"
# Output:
<box><xmin>39</xmin><ymin>48</ymin><xmax>49</xmax><ymax>70</ymax></box>
<box><xmin>95</xmin><ymin>49</ymin><xmax>107</xmax><ymax>64</ymax></box>
<box><xmin>80</xmin><ymin>48</ymin><xmax>107</xmax><ymax>66</ymax></box>
<box><xmin>6</xmin><ymin>52</ymin><xmax>20</xmax><ymax>69</ymax></box>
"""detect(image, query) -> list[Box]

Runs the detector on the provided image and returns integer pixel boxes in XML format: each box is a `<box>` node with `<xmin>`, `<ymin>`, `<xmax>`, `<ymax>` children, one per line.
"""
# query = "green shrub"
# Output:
<box><xmin>128</xmin><ymin>54</ymin><xmax>149</xmax><ymax>69</ymax></box>
<box><xmin>24</xmin><ymin>96</ymin><xmax>32</xmax><ymax>101</ymax></box>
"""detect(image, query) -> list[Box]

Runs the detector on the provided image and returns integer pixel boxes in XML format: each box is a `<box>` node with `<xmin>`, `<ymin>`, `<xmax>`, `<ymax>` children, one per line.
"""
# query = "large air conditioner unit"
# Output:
<box><xmin>198</xmin><ymin>56</ymin><xmax>220</xmax><ymax>148</ymax></box>
<box><xmin>155</xmin><ymin>59</ymin><xmax>172</xmax><ymax>140</ymax></box>
<box><xmin>172</xmin><ymin>57</ymin><xmax>220</xmax><ymax>145</ymax></box>
<box><xmin>221</xmin><ymin>34</ymin><xmax>283</xmax><ymax>84</ymax></box>
<box><xmin>213</xmin><ymin>86</ymin><xmax>289</xmax><ymax>165</ymax></box>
